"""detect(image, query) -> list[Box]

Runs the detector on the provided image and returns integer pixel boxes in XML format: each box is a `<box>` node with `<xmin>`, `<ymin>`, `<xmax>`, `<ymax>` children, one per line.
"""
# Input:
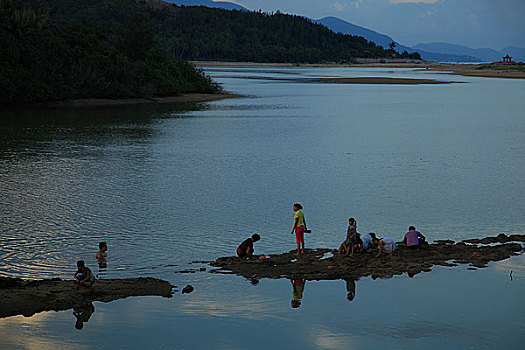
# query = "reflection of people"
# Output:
<box><xmin>73</xmin><ymin>303</ymin><xmax>95</xmax><ymax>330</ymax></box>
<box><xmin>339</xmin><ymin>218</ymin><xmax>358</xmax><ymax>256</ymax></box>
<box><xmin>97</xmin><ymin>242</ymin><xmax>107</xmax><ymax>268</ymax></box>
<box><xmin>74</xmin><ymin>260</ymin><xmax>95</xmax><ymax>287</ymax></box>
<box><xmin>345</xmin><ymin>278</ymin><xmax>356</xmax><ymax>301</ymax></box>
<box><xmin>291</xmin><ymin>279</ymin><xmax>306</xmax><ymax>308</ymax></box>
<box><xmin>403</xmin><ymin>226</ymin><xmax>426</xmax><ymax>249</ymax></box>
<box><xmin>374</xmin><ymin>238</ymin><xmax>396</xmax><ymax>257</ymax></box>
<box><xmin>237</xmin><ymin>234</ymin><xmax>261</xmax><ymax>258</ymax></box>
<box><xmin>291</xmin><ymin>203</ymin><xmax>307</xmax><ymax>256</ymax></box>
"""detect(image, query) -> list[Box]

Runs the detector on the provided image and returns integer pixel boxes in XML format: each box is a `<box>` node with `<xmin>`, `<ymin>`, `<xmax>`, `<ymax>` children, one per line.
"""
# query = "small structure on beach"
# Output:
<box><xmin>502</xmin><ymin>54</ymin><xmax>513</xmax><ymax>63</ymax></box>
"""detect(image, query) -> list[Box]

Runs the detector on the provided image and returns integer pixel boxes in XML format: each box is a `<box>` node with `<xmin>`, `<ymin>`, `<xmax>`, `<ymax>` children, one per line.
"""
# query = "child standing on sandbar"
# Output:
<box><xmin>291</xmin><ymin>203</ymin><xmax>307</xmax><ymax>255</ymax></box>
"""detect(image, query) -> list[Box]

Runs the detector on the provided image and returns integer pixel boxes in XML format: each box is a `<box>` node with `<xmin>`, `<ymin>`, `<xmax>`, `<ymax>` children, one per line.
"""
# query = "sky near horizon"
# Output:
<box><xmin>226</xmin><ymin>0</ymin><xmax>525</xmax><ymax>50</ymax></box>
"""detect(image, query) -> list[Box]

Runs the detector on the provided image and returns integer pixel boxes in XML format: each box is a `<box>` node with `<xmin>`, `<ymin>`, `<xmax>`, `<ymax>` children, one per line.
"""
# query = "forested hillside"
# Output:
<box><xmin>0</xmin><ymin>0</ymin><xmax>219</xmax><ymax>104</ymax></box>
<box><xmin>38</xmin><ymin>0</ymin><xmax>403</xmax><ymax>63</ymax></box>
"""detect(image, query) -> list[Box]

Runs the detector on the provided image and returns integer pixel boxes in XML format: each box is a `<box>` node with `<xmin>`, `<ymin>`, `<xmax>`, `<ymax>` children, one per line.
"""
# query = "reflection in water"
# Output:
<box><xmin>73</xmin><ymin>303</ymin><xmax>95</xmax><ymax>330</ymax></box>
<box><xmin>291</xmin><ymin>279</ymin><xmax>306</xmax><ymax>308</ymax></box>
<box><xmin>345</xmin><ymin>278</ymin><xmax>356</xmax><ymax>301</ymax></box>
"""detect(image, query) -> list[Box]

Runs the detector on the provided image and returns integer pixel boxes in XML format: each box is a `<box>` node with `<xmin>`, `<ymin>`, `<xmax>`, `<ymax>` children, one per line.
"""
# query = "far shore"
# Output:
<box><xmin>318</xmin><ymin>77</ymin><xmax>452</xmax><ymax>85</ymax></box>
<box><xmin>38</xmin><ymin>92</ymin><xmax>242</xmax><ymax>108</ymax></box>
<box><xmin>193</xmin><ymin>61</ymin><xmax>525</xmax><ymax>79</ymax></box>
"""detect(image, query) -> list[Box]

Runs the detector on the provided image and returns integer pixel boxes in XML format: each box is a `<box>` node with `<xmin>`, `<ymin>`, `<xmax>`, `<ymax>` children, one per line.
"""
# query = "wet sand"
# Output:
<box><xmin>211</xmin><ymin>234</ymin><xmax>525</xmax><ymax>281</ymax></box>
<box><xmin>0</xmin><ymin>277</ymin><xmax>174</xmax><ymax>318</ymax></box>
<box><xmin>40</xmin><ymin>92</ymin><xmax>242</xmax><ymax>107</ymax></box>
<box><xmin>193</xmin><ymin>61</ymin><xmax>525</xmax><ymax>79</ymax></box>
<box><xmin>318</xmin><ymin>77</ymin><xmax>451</xmax><ymax>85</ymax></box>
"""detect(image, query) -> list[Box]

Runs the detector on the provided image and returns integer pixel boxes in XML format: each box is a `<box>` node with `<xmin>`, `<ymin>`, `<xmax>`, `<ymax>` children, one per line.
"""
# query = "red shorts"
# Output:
<box><xmin>295</xmin><ymin>226</ymin><xmax>305</xmax><ymax>244</ymax></box>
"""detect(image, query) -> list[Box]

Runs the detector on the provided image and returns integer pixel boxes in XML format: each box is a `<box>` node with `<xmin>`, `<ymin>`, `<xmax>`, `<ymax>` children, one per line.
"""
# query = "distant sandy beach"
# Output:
<box><xmin>193</xmin><ymin>61</ymin><xmax>525</xmax><ymax>79</ymax></box>
<box><xmin>41</xmin><ymin>92</ymin><xmax>242</xmax><ymax>107</ymax></box>
<box><xmin>318</xmin><ymin>77</ymin><xmax>452</xmax><ymax>85</ymax></box>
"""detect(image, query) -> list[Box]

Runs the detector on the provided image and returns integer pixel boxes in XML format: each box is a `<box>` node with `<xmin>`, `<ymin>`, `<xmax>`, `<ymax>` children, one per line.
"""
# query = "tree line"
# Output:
<box><xmin>0</xmin><ymin>0</ymin><xmax>219</xmax><ymax>104</ymax></box>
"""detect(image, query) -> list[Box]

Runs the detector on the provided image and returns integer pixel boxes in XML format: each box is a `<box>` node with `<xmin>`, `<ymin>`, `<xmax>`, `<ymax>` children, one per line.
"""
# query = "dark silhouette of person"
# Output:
<box><xmin>73</xmin><ymin>303</ymin><xmax>95</xmax><ymax>330</ymax></box>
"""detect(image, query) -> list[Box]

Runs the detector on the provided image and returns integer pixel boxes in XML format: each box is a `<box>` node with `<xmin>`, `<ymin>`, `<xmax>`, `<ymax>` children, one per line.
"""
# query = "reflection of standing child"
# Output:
<box><xmin>345</xmin><ymin>278</ymin><xmax>356</xmax><ymax>301</ymax></box>
<box><xmin>291</xmin><ymin>203</ymin><xmax>307</xmax><ymax>255</ymax></box>
<box><xmin>291</xmin><ymin>279</ymin><xmax>306</xmax><ymax>308</ymax></box>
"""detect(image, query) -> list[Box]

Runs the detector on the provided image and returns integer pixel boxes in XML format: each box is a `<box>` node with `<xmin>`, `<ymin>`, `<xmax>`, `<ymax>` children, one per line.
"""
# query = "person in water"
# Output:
<box><xmin>237</xmin><ymin>234</ymin><xmax>260</xmax><ymax>258</ymax></box>
<box><xmin>291</xmin><ymin>279</ymin><xmax>306</xmax><ymax>308</ymax></box>
<box><xmin>374</xmin><ymin>237</ymin><xmax>397</xmax><ymax>257</ymax></box>
<box><xmin>291</xmin><ymin>203</ymin><xmax>307</xmax><ymax>255</ymax></box>
<box><xmin>339</xmin><ymin>218</ymin><xmax>358</xmax><ymax>256</ymax></box>
<box><xmin>96</xmin><ymin>242</ymin><xmax>107</xmax><ymax>260</ymax></box>
<box><xmin>403</xmin><ymin>226</ymin><xmax>426</xmax><ymax>249</ymax></box>
<box><xmin>74</xmin><ymin>260</ymin><xmax>95</xmax><ymax>287</ymax></box>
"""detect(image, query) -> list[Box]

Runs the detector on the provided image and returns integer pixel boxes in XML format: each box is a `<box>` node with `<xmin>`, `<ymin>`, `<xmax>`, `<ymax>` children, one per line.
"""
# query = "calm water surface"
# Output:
<box><xmin>0</xmin><ymin>66</ymin><xmax>524</xmax><ymax>349</ymax></box>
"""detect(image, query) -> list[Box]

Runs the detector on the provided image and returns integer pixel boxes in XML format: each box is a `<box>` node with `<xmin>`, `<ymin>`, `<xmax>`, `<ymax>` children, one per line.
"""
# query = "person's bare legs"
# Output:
<box><xmin>296</xmin><ymin>243</ymin><xmax>301</xmax><ymax>255</ymax></box>
<box><xmin>375</xmin><ymin>241</ymin><xmax>384</xmax><ymax>257</ymax></box>
<box><xmin>338</xmin><ymin>242</ymin><xmax>345</xmax><ymax>255</ymax></box>
<box><xmin>300</xmin><ymin>241</ymin><xmax>305</xmax><ymax>254</ymax></box>
<box><xmin>350</xmin><ymin>243</ymin><xmax>355</xmax><ymax>257</ymax></box>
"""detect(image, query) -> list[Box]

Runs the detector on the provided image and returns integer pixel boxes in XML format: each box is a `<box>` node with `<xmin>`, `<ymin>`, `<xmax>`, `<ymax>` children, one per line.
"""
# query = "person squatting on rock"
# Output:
<box><xmin>237</xmin><ymin>234</ymin><xmax>261</xmax><ymax>258</ymax></box>
<box><xmin>74</xmin><ymin>260</ymin><xmax>95</xmax><ymax>287</ymax></box>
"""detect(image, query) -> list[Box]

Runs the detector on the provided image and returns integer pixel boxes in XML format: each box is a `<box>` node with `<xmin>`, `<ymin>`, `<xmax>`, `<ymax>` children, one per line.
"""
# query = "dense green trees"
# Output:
<box><xmin>0</xmin><ymin>0</ymin><xmax>219</xmax><ymax>104</ymax></box>
<box><xmin>35</xmin><ymin>0</ymin><xmax>398</xmax><ymax>63</ymax></box>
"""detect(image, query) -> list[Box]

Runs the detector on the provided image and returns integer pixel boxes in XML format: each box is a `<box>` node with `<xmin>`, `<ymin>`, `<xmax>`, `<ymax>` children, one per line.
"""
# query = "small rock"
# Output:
<box><xmin>199</xmin><ymin>267</ymin><xmax>206</xmax><ymax>271</ymax></box>
<box><xmin>182</xmin><ymin>285</ymin><xmax>194</xmax><ymax>294</ymax></box>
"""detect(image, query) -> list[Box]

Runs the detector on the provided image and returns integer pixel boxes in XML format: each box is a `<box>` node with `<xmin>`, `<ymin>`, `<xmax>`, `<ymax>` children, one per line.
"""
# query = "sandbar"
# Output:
<box><xmin>210</xmin><ymin>234</ymin><xmax>525</xmax><ymax>281</ymax></box>
<box><xmin>0</xmin><ymin>277</ymin><xmax>174</xmax><ymax>318</ymax></box>
<box><xmin>318</xmin><ymin>77</ymin><xmax>451</xmax><ymax>84</ymax></box>
<box><xmin>193</xmin><ymin>61</ymin><xmax>525</xmax><ymax>79</ymax></box>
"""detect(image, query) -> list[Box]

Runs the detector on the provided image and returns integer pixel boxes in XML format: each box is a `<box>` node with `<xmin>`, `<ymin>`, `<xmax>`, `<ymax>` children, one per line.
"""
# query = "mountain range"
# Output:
<box><xmin>168</xmin><ymin>0</ymin><xmax>524</xmax><ymax>62</ymax></box>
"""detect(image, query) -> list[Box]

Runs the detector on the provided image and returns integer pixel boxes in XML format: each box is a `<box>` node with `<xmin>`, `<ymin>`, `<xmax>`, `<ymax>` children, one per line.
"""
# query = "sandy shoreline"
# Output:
<box><xmin>318</xmin><ymin>77</ymin><xmax>452</xmax><ymax>85</ymax></box>
<box><xmin>193</xmin><ymin>61</ymin><xmax>525</xmax><ymax>79</ymax></box>
<box><xmin>39</xmin><ymin>92</ymin><xmax>242</xmax><ymax>108</ymax></box>
<box><xmin>0</xmin><ymin>277</ymin><xmax>174</xmax><ymax>318</ymax></box>
<box><xmin>211</xmin><ymin>234</ymin><xmax>525</xmax><ymax>281</ymax></box>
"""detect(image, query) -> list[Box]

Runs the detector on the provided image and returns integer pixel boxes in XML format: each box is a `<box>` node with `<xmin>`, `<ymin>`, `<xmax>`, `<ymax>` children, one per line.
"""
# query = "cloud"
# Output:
<box><xmin>389</xmin><ymin>0</ymin><xmax>439</xmax><ymax>4</ymax></box>
<box><xmin>333</xmin><ymin>1</ymin><xmax>348</xmax><ymax>11</ymax></box>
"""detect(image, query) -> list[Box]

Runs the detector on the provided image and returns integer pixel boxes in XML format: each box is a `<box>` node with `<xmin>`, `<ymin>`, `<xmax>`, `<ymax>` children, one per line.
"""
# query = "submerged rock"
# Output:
<box><xmin>182</xmin><ymin>285</ymin><xmax>194</xmax><ymax>294</ymax></box>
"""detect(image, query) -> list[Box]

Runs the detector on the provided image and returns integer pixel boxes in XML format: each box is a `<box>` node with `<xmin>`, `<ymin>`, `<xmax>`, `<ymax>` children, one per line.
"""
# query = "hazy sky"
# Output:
<box><xmin>228</xmin><ymin>0</ymin><xmax>525</xmax><ymax>49</ymax></box>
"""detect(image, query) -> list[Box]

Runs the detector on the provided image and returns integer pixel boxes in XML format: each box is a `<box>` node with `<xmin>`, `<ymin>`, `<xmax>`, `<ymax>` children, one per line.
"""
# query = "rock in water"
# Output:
<box><xmin>182</xmin><ymin>285</ymin><xmax>194</xmax><ymax>294</ymax></box>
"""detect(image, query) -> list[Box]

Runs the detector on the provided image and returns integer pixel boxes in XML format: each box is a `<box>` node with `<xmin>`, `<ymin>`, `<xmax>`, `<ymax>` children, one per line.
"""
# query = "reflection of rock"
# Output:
<box><xmin>210</xmin><ymin>234</ymin><xmax>525</xmax><ymax>282</ymax></box>
<box><xmin>407</xmin><ymin>266</ymin><xmax>421</xmax><ymax>278</ymax></box>
<box><xmin>182</xmin><ymin>285</ymin><xmax>194</xmax><ymax>294</ymax></box>
<box><xmin>0</xmin><ymin>277</ymin><xmax>174</xmax><ymax>318</ymax></box>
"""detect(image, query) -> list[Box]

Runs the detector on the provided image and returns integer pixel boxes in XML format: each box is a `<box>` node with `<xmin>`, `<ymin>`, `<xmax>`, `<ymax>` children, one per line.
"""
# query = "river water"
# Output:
<box><xmin>0</xmin><ymin>66</ymin><xmax>524</xmax><ymax>349</ymax></box>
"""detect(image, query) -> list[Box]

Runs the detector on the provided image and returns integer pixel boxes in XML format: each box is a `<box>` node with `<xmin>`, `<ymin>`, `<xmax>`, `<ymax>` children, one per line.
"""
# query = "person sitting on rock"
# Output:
<box><xmin>74</xmin><ymin>260</ymin><xmax>95</xmax><ymax>287</ymax></box>
<box><xmin>403</xmin><ymin>226</ymin><xmax>426</xmax><ymax>249</ymax></box>
<box><xmin>374</xmin><ymin>237</ymin><xmax>397</xmax><ymax>257</ymax></box>
<box><xmin>339</xmin><ymin>218</ymin><xmax>358</xmax><ymax>256</ymax></box>
<box><xmin>236</xmin><ymin>234</ymin><xmax>260</xmax><ymax>258</ymax></box>
<box><xmin>359</xmin><ymin>232</ymin><xmax>378</xmax><ymax>253</ymax></box>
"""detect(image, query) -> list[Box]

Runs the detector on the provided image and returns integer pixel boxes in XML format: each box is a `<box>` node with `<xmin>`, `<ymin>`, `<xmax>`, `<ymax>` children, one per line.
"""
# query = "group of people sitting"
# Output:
<box><xmin>338</xmin><ymin>218</ymin><xmax>426</xmax><ymax>258</ymax></box>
